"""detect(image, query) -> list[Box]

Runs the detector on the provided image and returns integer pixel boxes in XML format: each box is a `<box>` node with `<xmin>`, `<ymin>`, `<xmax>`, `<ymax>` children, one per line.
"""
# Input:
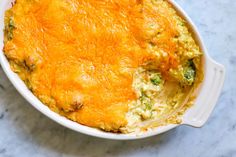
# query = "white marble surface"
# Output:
<box><xmin>0</xmin><ymin>0</ymin><xmax>236</xmax><ymax>156</ymax></box>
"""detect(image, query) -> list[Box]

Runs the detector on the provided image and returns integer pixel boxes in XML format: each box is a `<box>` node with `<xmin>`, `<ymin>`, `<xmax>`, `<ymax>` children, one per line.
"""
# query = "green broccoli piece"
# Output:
<box><xmin>183</xmin><ymin>60</ymin><xmax>196</xmax><ymax>85</ymax></box>
<box><xmin>5</xmin><ymin>17</ymin><xmax>16</xmax><ymax>40</ymax></box>
<box><xmin>140</xmin><ymin>91</ymin><xmax>152</xmax><ymax>110</ymax></box>
<box><xmin>150</xmin><ymin>73</ymin><xmax>162</xmax><ymax>85</ymax></box>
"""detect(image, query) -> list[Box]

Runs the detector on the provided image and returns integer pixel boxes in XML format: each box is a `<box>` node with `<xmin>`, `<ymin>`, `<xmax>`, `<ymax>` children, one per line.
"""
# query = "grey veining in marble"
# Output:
<box><xmin>0</xmin><ymin>0</ymin><xmax>236</xmax><ymax>157</ymax></box>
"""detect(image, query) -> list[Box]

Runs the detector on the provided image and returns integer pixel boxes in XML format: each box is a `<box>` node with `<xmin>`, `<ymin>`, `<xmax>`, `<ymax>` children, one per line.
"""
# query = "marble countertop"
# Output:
<box><xmin>0</xmin><ymin>0</ymin><xmax>236</xmax><ymax>157</ymax></box>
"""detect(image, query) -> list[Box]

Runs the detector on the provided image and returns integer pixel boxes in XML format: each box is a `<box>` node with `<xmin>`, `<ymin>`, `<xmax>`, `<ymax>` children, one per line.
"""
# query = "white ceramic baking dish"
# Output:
<box><xmin>0</xmin><ymin>0</ymin><xmax>225</xmax><ymax>140</ymax></box>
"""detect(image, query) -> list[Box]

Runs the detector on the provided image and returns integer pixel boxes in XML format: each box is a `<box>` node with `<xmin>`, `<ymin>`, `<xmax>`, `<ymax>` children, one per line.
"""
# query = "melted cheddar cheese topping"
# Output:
<box><xmin>4</xmin><ymin>0</ymin><xmax>203</xmax><ymax>132</ymax></box>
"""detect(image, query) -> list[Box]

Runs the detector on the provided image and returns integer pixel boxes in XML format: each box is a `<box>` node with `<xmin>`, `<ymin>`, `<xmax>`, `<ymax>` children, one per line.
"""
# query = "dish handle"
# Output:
<box><xmin>182</xmin><ymin>58</ymin><xmax>225</xmax><ymax>127</ymax></box>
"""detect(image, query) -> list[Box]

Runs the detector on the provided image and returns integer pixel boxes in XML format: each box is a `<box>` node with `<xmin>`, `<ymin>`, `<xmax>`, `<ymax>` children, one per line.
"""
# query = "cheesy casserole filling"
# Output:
<box><xmin>3</xmin><ymin>0</ymin><xmax>203</xmax><ymax>133</ymax></box>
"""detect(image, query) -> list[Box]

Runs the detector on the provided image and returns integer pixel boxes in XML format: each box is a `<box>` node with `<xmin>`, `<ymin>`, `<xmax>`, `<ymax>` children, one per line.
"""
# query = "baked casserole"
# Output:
<box><xmin>3</xmin><ymin>0</ymin><xmax>203</xmax><ymax>133</ymax></box>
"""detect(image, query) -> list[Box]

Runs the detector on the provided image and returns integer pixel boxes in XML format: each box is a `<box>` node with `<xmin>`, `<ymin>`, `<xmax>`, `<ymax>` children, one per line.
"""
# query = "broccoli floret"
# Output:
<box><xmin>183</xmin><ymin>60</ymin><xmax>196</xmax><ymax>85</ymax></box>
<box><xmin>150</xmin><ymin>73</ymin><xmax>162</xmax><ymax>85</ymax></box>
<box><xmin>5</xmin><ymin>17</ymin><xmax>16</xmax><ymax>40</ymax></box>
<box><xmin>140</xmin><ymin>91</ymin><xmax>152</xmax><ymax>110</ymax></box>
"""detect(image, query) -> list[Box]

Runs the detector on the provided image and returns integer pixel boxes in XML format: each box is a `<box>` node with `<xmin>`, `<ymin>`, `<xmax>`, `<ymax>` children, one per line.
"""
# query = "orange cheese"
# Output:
<box><xmin>4</xmin><ymin>0</ymin><xmax>179</xmax><ymax>131</ymax></box>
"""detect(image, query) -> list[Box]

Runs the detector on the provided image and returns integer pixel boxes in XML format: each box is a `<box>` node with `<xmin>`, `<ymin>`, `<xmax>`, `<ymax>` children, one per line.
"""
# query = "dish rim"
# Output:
<box><xmin>0</xmin><ymin>0</ymin><xmax>225</xmax><ymax>140</ymax></box>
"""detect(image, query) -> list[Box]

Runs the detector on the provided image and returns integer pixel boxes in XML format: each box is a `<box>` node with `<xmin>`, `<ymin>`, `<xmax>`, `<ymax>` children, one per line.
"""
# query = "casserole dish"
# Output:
<box><xmin>0</xmin><ymin>0</ymin><xmax>225</xmax><ymax>140</ymax></box>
